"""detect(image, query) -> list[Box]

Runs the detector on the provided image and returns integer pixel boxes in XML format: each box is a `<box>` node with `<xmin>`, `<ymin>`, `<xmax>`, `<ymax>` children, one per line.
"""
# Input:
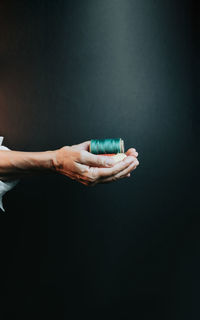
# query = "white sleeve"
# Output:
<box><xmin>0</xmin><ymin>136</ymin><xmax>19</xmax><ymax>212</ymax></box>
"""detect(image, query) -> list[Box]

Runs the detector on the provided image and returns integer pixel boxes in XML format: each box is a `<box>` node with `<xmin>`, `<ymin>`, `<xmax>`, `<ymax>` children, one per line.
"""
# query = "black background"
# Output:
<box><xmin>0</xmin><ymin>1</ymin><xmax>199</xmax><ymax>319</ymax></box>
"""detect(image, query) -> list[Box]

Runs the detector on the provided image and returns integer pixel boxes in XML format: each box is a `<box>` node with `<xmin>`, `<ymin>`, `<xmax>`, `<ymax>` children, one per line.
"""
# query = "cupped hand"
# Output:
<box><xmin>53</xmin><ymin>141</ymin><xmax>139</xmax><ymax>186</ymax></box>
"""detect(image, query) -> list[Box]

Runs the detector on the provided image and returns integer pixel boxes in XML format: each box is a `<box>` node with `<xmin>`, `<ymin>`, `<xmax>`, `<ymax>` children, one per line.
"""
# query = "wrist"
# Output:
<box><xmin>51</xmin><ymin>146</ymin><xmax>71</xmax><ymax>174</ymax></box>
<box><xmin>49</xmin><ymin>148</ymin><xmax>63</xmax><ymax>173</ymax></box>
<box><xmin>43</xmin><ymin>150</ymin><xmax>58</xmax><ymax>173</ymax></box>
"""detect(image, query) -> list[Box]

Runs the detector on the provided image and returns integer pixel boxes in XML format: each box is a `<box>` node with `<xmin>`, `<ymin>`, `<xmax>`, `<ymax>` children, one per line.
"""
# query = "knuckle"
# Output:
<box><xmin>79</xmin><ymin>166</ymin><xmax>86</xmax><ymax>174</ymax></box>
<box><xmin>89</xmin><ymin>176</ymin><xmax>95</xmax><ymax>182</ymax></box>
<box><xmin>98</xmin><ymin>157</ymin><xmax>105</xmax><ymax>166</ymax></box>
<box><xmin>91</xmin><ymin>168</ymin><xmax>99</xmax><ymax>180</ymax></box>
<box><xmin>74</xmin><ymin>161</ymin><xmax>82</xmax><ymax>170</ymax></box>
<box><xmin>79</xmin><ymin>150</ymin><xmax>86</xmax><ymax>162</ymax></box>
<box><xmin>95</xmin><ymin>156</ymin><xmax>105</xmax><ymax>167</ymax></box>
<box><xmin>80</xmin><ymin>165</ymin><xmax>90</xmax><ymax>174</ymax></box>
<box><xmin>86</xmin><ymin>168</ymin><xmax>99</xmax><ymax>182</ymax></box>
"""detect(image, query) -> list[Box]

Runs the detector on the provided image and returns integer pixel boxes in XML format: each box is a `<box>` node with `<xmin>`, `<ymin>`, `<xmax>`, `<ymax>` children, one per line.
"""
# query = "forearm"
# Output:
<box><xmin>0</xmin><ymin>150</ymin><xmax>56</xmax><ymax>181</ymax></box>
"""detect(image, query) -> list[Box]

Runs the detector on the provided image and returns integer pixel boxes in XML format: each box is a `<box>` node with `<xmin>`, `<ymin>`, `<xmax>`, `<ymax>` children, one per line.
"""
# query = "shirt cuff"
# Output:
<box><xmin>0</xmin><ymin>136</ymin><xmax>19</xmax><ymax>212</ymax></box>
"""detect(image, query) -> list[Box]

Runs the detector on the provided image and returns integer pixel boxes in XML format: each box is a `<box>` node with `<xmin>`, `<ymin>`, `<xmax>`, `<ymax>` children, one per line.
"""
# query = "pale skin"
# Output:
<box><xmin>0</xmin><ymin>140</ymin><xmax>139</xmax><ymax>186</ymax></box>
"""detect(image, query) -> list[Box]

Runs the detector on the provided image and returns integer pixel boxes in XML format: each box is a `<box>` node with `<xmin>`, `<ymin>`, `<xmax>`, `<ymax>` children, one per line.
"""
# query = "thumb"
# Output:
<box><xmin>72</xmin><ymin>140</ymin><xmax>91</xmax><ymax>151</ymax></box>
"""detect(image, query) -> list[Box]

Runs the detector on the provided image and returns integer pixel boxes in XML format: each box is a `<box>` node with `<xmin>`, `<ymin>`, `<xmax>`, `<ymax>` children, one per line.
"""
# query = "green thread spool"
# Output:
<box><xmin>90</xmin><ymin>138</ymin><xmax>124</xmax><ymax>154</ymax></box>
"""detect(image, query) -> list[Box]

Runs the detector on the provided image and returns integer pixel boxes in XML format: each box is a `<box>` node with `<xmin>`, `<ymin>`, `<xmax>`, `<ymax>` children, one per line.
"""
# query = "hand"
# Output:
<box><xmin>52</xmin><ymin>141</ymin><xmax>139</xmax><ymax>186</ymax></box>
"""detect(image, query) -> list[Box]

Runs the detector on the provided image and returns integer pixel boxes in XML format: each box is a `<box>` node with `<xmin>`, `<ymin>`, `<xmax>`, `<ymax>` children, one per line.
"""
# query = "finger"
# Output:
<box><xmin>91</xmin><ymin>156</ymin><xmax>136</xmax><ymax>179</ymax></box>
<box><xmin>74</xmin><ymin>162</ymin><xmax>90</xmax><ymax>174</ymax></box>
<box><xmin>99</xmin><ymin>159</ymin><xmax>139</xmax><ymax>183</ymax></box>
<box><xmin>116</xmin><ymin>159</ymin><xmax>139</xmax><ymax>177</ymax></box>
<box><xmin>71</xmin><ymin>140</ymin><xmax>91</xmax><ymax>151</ymax></box>
<box><xmin>125</xmin><ymin>148</ymin><xmax>138</xmax><ymax>157</ymax></box>
<box><xmin>78</xmin><ymin>150</ymin><xmax>116</xmax><ymax>168</ymax></box>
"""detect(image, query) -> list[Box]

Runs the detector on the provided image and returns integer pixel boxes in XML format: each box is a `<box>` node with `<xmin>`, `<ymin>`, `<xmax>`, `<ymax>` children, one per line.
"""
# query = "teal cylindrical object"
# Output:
<box><xmin>90</xmin><ymin>138</ymin><xmax>124</xmax><ymax>154</ymax></box>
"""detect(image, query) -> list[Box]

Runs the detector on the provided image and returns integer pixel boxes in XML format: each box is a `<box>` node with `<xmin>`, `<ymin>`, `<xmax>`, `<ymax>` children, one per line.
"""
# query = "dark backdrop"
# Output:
<box><xmin>0</xmin><ymin>1</ymin><xmax>199</xmax><ymax>319</ymax></box>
